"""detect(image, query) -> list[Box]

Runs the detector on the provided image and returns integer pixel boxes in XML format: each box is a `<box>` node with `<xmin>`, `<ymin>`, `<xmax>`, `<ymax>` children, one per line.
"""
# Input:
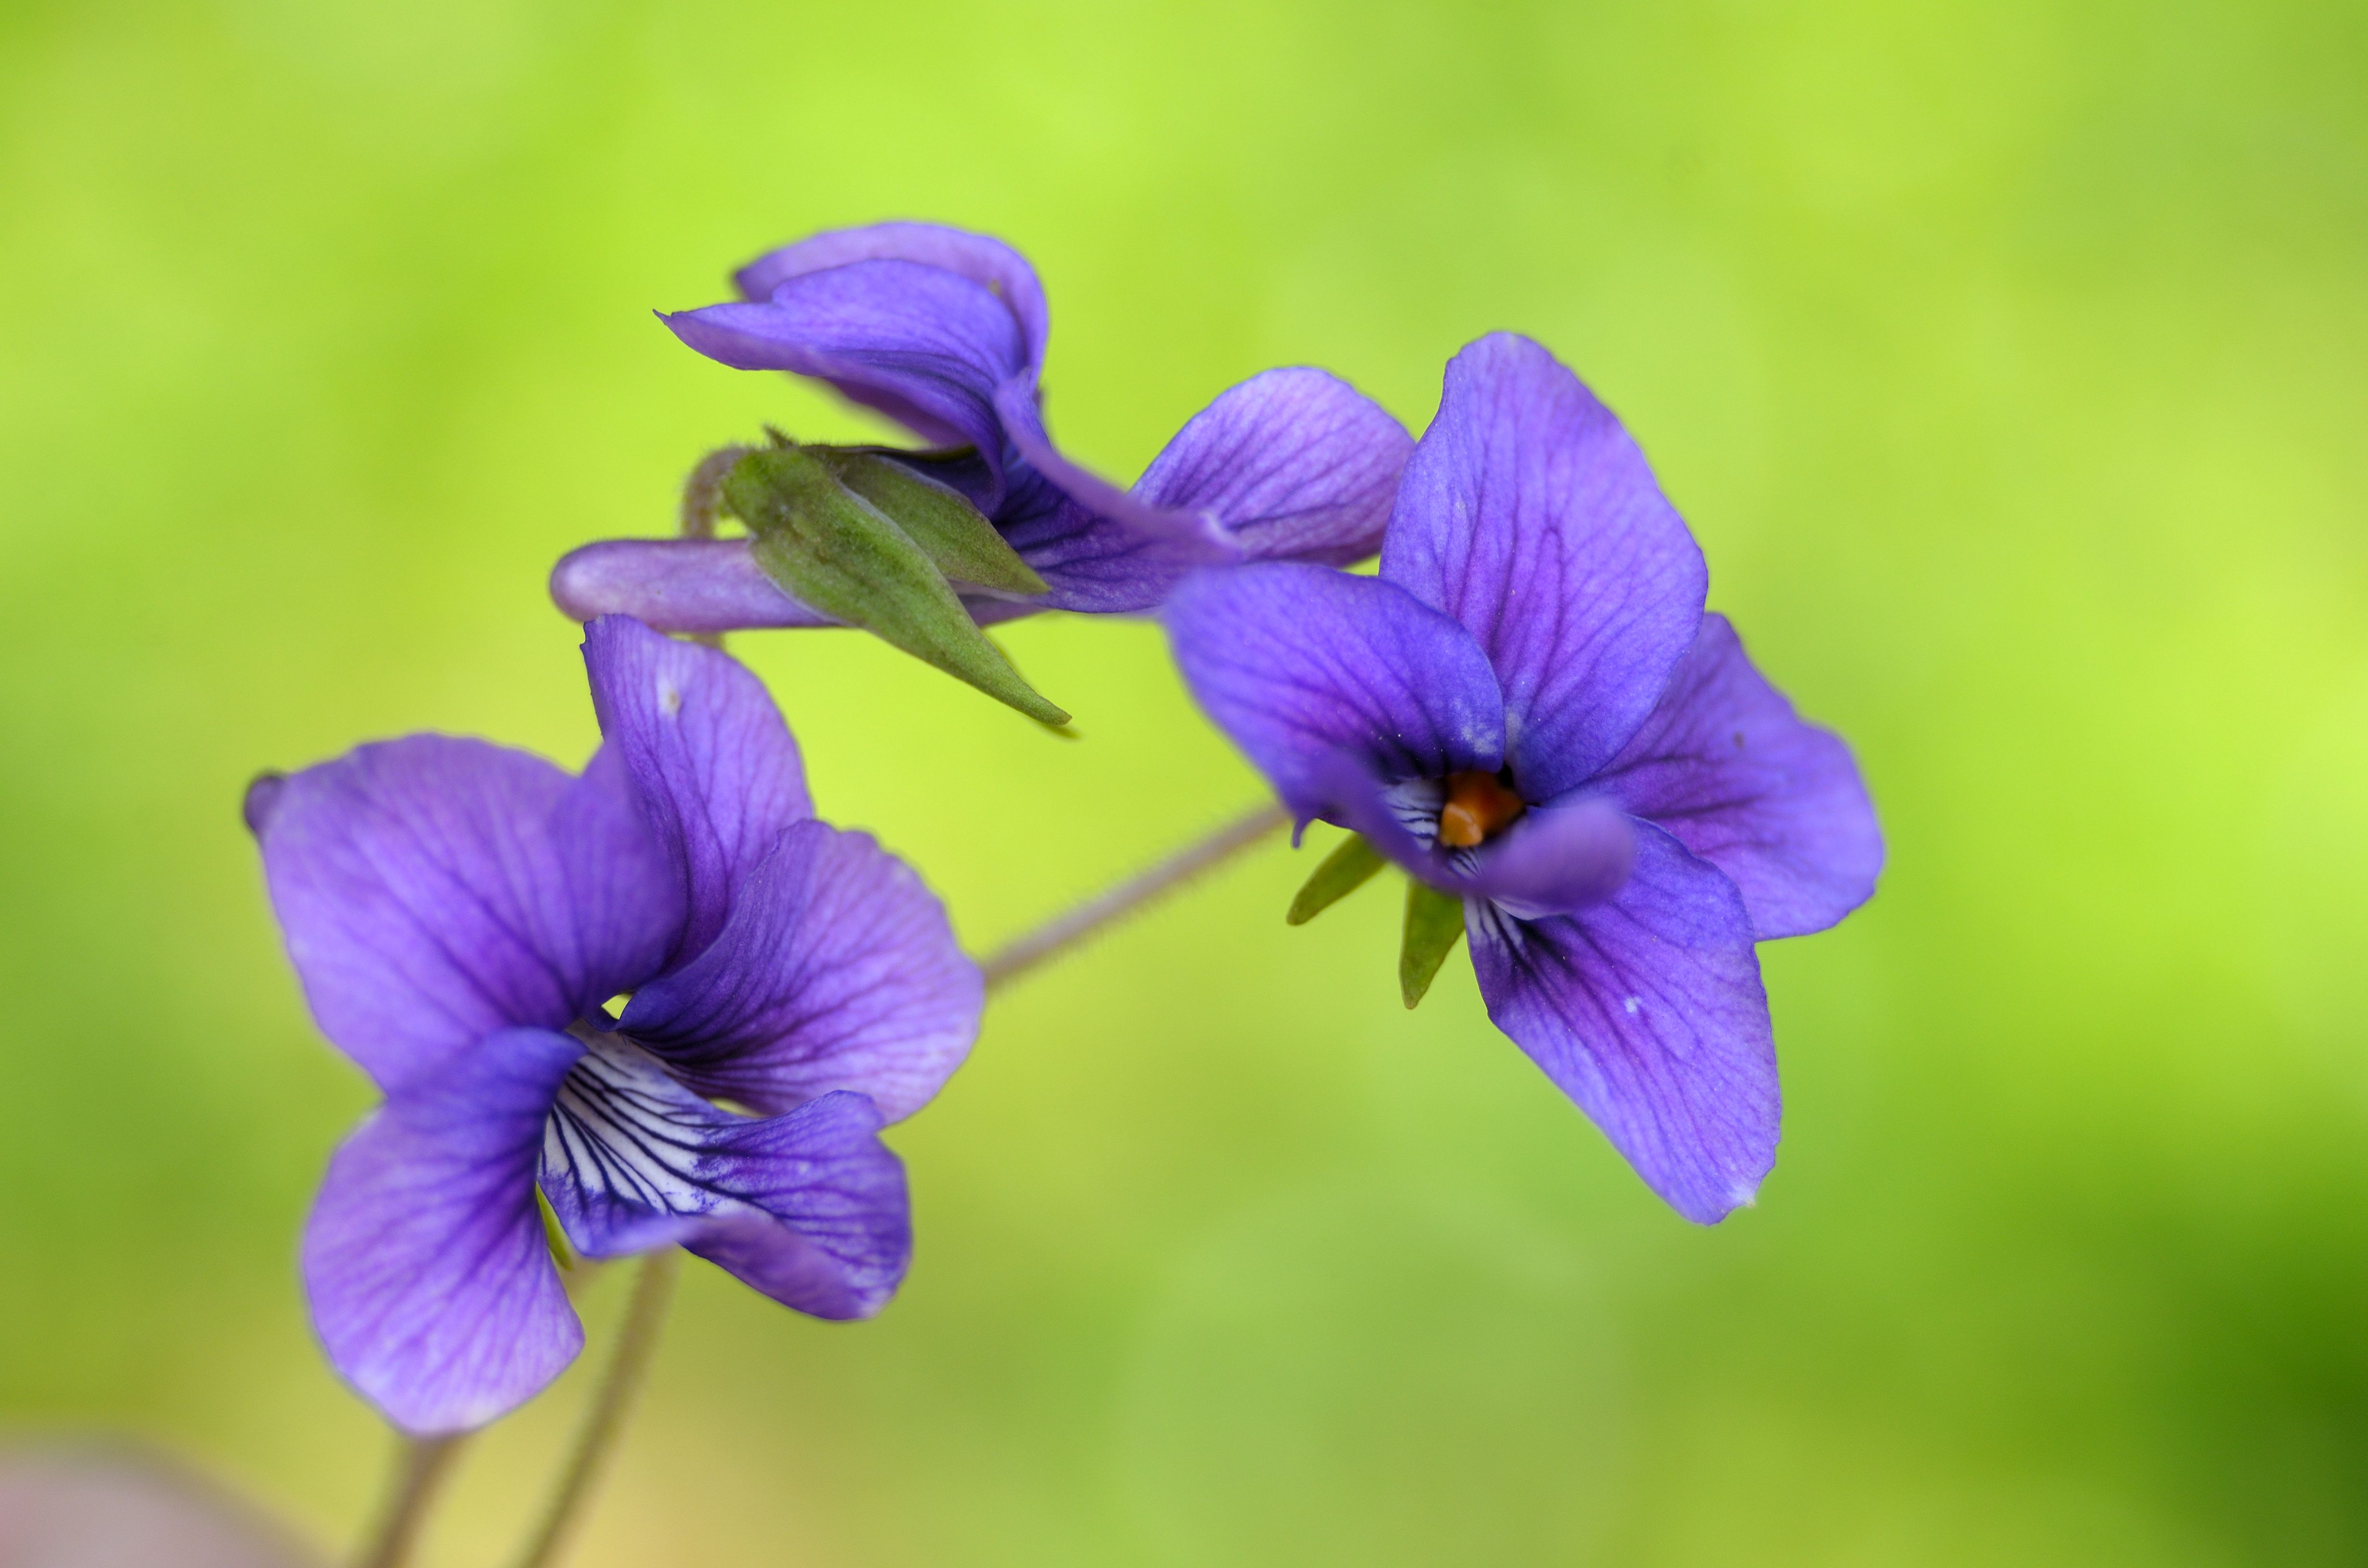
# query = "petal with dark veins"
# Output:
<box><xmin>540</xmin><ymin>1034</ymin><xmax>910</xmax><ymax>1320</ymax></box>
<box><xmin>1381</xmin><ymin>333</ymin><xmax>1706</xmax><ymax>799</ymax></box>
<box><xmin>620</xmin><ymin>819</ymin><xmax>981</xmax><ymax>1123</ymax></box>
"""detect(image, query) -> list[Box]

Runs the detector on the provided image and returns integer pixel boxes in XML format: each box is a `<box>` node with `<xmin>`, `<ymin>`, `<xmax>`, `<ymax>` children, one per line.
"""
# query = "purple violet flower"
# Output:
<box><xmin>550</xmin><ymin>221</ymin><xmax>1414</xmax><ymax>632</ymax></box>
<box><xmin>1162</xmin><ymin>333</ymin><xmax>1882</xmax><ymax>1223</ymax></box>
<box><xmin>244</xmin><ymin>615</ymin><xmax>980</xmax><ymax>1433</ymax></box>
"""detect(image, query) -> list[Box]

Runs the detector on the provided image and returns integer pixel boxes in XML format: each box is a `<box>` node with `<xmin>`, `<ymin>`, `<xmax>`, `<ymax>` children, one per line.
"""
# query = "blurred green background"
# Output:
<box><xmin>4</xmin><ymin>0</ymin><xmax>2365</xmax><ymax>1562</ymax></box>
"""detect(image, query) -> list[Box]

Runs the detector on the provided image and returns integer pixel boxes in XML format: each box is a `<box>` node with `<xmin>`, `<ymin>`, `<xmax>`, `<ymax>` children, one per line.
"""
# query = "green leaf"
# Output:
<box><xmin>1287</xmin><ymin>833</ymin><xmax>1387</xmax><ymax>925</ymax></box>
<box><xmin>1399</xmin><ymin>880</ymin><xmax>1466</xmax><ymax>1009</ymax></box>
<box><xmin>820</xmin><ymin>449</ymin><xmax>1048</xmax><ymax>597</ymax></box>
<box><xmin>726</xmin><ymin>448</ymin><xmax>1071</xmax><ymax>726</ymax></box>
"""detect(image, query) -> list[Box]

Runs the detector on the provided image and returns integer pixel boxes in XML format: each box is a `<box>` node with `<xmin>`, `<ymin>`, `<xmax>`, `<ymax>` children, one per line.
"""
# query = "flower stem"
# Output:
<box><xmin>678</xmin><ymin>445</ymin><xmax>752</xmax><ymax>540</ymax></box>
<box><xmin>507</xmin><ymin>1250</ymin><xmax>681</xmax><ymax>1568</ymax></box>
<box><xmin>978</xmin><ymin>800</ymin><xmax>1290</xmax><ymax>992</ymax></box>
<box><xmin>679</xmin><ymin>445</ymin><xmax>749</xmax><ymax>651</ymax></box>
<box><xmin>351</xmin><ymin>1432</ymin><xmax>468</xmax><ymax>1568</ymax></box>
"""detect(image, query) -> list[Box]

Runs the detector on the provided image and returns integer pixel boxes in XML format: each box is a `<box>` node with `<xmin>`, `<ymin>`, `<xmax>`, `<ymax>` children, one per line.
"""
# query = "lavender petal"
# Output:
<box><xmin>1009</xmin><ymin>367</ymin><xmax>1413</xmax><ymax>614</ymax></box>
<box><xmin>992</xmin><ymin>377</ymin><xmax>1236</xmax><ymax>555</ymax></box>
<box><xmin>303</xmin><ymin>1027</ymin><xmax>586</xmax><ymax>1434</ymax></box>
<box><xmin>731</xmin><ymin>220</ymin><xmax>1049</xmax><ymax>368</ymax></box>
<box><xmin>1595</xmin><ymin>613</ymin><xmax>1883</xmax><ymax>939</ymax></box>
<box><xmin>666</xmin><ymin>259</ymin><xmax>1026</xmax><ymax>492</ymax></box>
<box><xmin>620</xmin><ymin>819</ymin><xmax>981</xmax><ymax>1122</ymax></box>
<box><xmin>1381</xmin><ymin>333</ymin><xmax>1707</xmax><ymax>799</ymax></box>
<box><xmin>252</xmin><ymin>736</ymin><xmax>679</xmax><ymax>1091</ymax></box>
<box><xmin>1163</xmin><ymin>562</ymin><xmax>1505</xmax><ymax>822</ymax></box>
<box><xmin>998</xmin><ymin>462</ymin><xmax>1236</xmax><ymax>614</ymax></box>
<box><xmin>1467</xmin><ymin>824</ymin><xmax>1777</xmax><ymax>1225</ymax></box>
<box><xmin>1135</xmin><ymin>366</ymin><xmax>1413</xmax><ymax>567</ymax></box>
<box><xmin>550</xmin><ymin>538</ymin><xmax>1045</xmax><ymax>635</ymax></box>
<box><xmin>551</xmin><ymin>539</ymin><xmax>839</xmax><ymax>632</ymax></box>
<box><xmin>1466</xmin><ymin>800</ymin><xmax>1639</xmax><ymax>919</ymax></box>
<box><xmin>540</xmin><ymin>1035</ymin><xmax>910</xmax><ymax>1320</ymax></box>
<box><xmin>1319</xmin><ymin>760</ymin><xmax>1634</xmax><ymax>915</ymax></box>
<box><xmin>581</xmin><ymin>615</ymin><xmax>812</xmax><ymax>963</ymax></box>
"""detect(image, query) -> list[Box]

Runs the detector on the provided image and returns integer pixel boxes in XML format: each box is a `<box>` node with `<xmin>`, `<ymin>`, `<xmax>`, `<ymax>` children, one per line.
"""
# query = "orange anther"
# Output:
<box><xmin>1437</xmin><ymin>771</ymin><xmax>1525</xmax><ymax>848</ymax></box>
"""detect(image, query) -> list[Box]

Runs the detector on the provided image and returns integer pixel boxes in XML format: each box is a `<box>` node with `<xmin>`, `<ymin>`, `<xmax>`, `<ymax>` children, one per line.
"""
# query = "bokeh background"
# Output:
<box><xmin>4</xmin><ymin>0</ymin><xmax>2365</xmax><ymax>1562</ymax></box>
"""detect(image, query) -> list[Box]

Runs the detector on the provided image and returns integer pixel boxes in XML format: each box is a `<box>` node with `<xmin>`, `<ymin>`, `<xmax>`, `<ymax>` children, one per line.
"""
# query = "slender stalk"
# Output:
<box><xmin>508</xmin><ymin>1251</ymin><xmax>681</xmax><ymax>1568</ymax></box>
<box><xmin>678</xmin><ymin>444</ymin><xmax>751</xmax><ymax>540</ymax></box>
<box><xmin>679</xmin><ymin>445</ymin><xmax>749</xmax><ymax>651</ymax></box>
<box><xmin>979</xmin><ymin>801</ymin><xmax>1290</xmax><ymax>992</ymax></box>
<box><xmin>351</xmin><ymin>1432</ymin><xmax>468</xmax><ymax>1568</ymax></box>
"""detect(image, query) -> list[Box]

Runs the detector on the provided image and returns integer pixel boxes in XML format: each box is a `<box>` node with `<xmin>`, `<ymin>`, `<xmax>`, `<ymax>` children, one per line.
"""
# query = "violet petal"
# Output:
<box><xmin>1468</xmin><ymin>824</ymin><xmax>1776</xmax><ymax>1224</ymax></box>
<box><xmin>1008</xmin><ymin>366</ymin><xmax>1413</xmax><ymax>615</ymax></box>
<box><xmin>551</xmin><ymin>539</ymin><xmax>839</xmax><ymax>632</ymax></box>
<box><xmin>992</xmin><ymin>376</ymin><xmax>1234</xmax><ymax>554</ymax></box>
<box><xmin>581</xmin><ymin>615</ymin><xmax>812</xmax><ymax>963</ymax></box>
<box><xmin>302</xmin><ymin>1027</ymin><xmax>587</xmax><ymax>1434</ymax></box>
<box><xmin>1163</xmin><ymin>562</ymin><xmax>1505</xmax><ymax>822</ymax></box>
<box><xmin>254</xmin><ymin>736</ymin><xmax>679</xmax><ymax>1091</ymax></box>
<box><xmin>1381</xmin><ymin>333</ymin><xmax>1707</xmax><ymax>799</ymax></box>
<box><xmin>1318</xmin><ymin>760</ymin><xmax>1633</xmax><ymax>915</ymax></box>
<box><xmin>550</xmin><ymin>538</ymin><xmax>1043</xmax><ymax>635</ymax></box>
<box><xmin>539</xmin><ymin>1035</ymin><xmax>910</xmax><ymax>1320</ymax></box>
<box><xmin>1466</xmin><ymin>800</ymin><xmax>1639</xmax><ymax>919</ymax></box>
<box><xmin>1595</xmin><ymin>613</ymin><xmax>1883</xmax><ymax>939</ymax></box>
<box><xmin>666</xmin><ymin>259</ymin><xmax>1026</xmax><ymax>491</ymax></box>
<box><xmin>1135</xmin><ymin>366</ymin><xmax>1413</xmax><ymax>567</ymax></box>
<box><xmin>997</xmin><ymin>463</ymin><xmax>1233</xmax><ymax>615</ymax></box>
<box><xmin>620</xmin><ymin>820</ymin><xmax>981</xmax><ymax>1123</ymax></box>
<box><xmin>731</xmin><ymin>220</ymin><xmax>1048</xmax><ymax>368</ymax></box>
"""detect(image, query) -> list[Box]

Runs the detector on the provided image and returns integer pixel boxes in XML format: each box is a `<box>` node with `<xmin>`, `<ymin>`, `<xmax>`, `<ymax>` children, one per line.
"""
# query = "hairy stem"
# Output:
<box><xmin>352</xmin><ymin>1432</ymin><xmax>468</xmax><ymax>1568</ymax></box>
<box><xmin>508</xmin><ymin>1251</ymin><xmax>681</xmax><ymax>1568</ymax></box>
<box><xmin>679</xmin><ymin>445</ymin><xmax>750</xmax><ymax>650</ymax></box>
<box><xmin>979</xmin><ymin>800</ymin><xmax>1290</xmax><ymax>992</ymax></box>
<box><xmin>678</xmin><ymin>445</ymin><xmax>752</xmax><ymax>540</ymax></box>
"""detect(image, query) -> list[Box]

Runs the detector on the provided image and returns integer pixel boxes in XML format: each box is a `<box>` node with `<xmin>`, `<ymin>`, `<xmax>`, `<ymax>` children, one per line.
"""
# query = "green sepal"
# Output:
<box><xmin>1399</xmin><ymin>880</ymin><xmax>1466</xmax><ymax>1009</ymax></box>
<box><xmin>725</xmin><ymin>447</ymin><xmax>1070</xmax><ymax>726</ymax></box>
<box><xmin>819</xmin><ymin>449</ymin><xmax>1048</xmax><ymax>598</ymax></box>
<box><xmin>1287</xmin><ymin>833</ymin><xmax>1387</xmax><ymax>925</ymax></box>
<box><xmin>535</xmin><ymin>1185</ymin><xmax>576</xmax><ymax>1272</ymax></box>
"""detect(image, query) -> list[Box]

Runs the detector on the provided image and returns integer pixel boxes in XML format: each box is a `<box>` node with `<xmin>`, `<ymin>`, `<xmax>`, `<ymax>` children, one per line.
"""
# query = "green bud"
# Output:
<box><xmin>725</xmin><ymin>447</ymin><xmax>1071</xmax><ymax>727</ymax></box>
<box><xmin>819</xmin><ymin>450</ymin><xmax>1048</xmax><ymax>598</ymax></box>
<box><xmin>1287</xmin><ymin>833</ymin><xmax>1387</xmax><ymax>925</ymax></box>
<box><xmin>1399</xmin><ymin>880</ymin><xmax>1466</xmax><ymax>1009</ymax></box>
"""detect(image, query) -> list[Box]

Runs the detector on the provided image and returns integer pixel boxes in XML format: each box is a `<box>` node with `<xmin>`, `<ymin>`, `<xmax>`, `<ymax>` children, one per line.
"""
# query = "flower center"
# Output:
<box><xmin>1437</xmin><ymin>771</ymin><xmax>1526</xmax><ymax>848</ymax></box>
